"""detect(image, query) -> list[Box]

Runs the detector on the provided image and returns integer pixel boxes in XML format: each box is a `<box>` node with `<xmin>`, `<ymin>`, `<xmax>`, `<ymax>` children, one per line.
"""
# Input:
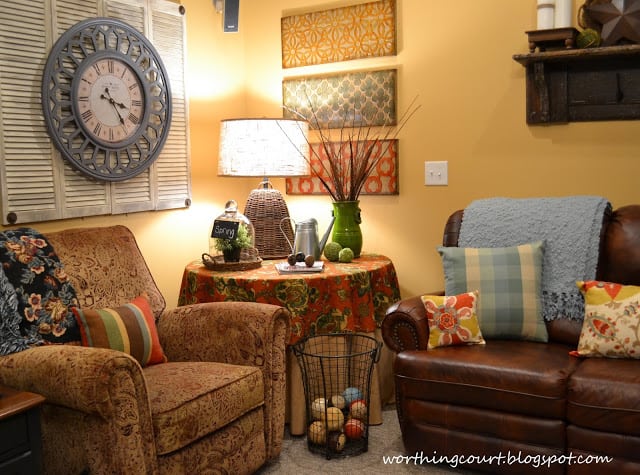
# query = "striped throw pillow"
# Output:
<box><xmin>73</xmin><ymin>293</ymin><xmax>167</xmax><ymax>367</ymax></box>
<box><xmin>438</xmin><ymin>241</ymin><xmax>548</xmax><ymax>342</ymax></box>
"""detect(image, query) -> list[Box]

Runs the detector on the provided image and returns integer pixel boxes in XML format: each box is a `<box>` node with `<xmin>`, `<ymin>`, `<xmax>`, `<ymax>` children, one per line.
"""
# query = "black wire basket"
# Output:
<box><xmin>291</xmin><ymin>332</ymin><xmax>381</xmax><ymax>459</ymax></box>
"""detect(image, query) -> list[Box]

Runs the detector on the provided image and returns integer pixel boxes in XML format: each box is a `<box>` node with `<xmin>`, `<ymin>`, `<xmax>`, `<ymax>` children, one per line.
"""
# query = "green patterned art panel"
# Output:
<box><xmin>283</xmin><ymin>69</ymin><xmax>397</xmax><ymax>129</ymax></box>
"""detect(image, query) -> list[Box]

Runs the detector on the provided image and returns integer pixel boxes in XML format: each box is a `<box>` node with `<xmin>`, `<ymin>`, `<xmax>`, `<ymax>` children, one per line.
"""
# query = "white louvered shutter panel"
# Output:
<box><xmin>55</xmin><ymin>0</ymin><xmax>112</xmax><ymax>219</ymax></box>
<box><xmin>103</xmin><ymin>0</ymin><xmax>155</xmax><ymax>214</ymax></box>
<box><xmin>151</xmin><ymin>0</ymin><xmax>191</xmax><ymax>210</ymax></box>
<box><xmin>0</xmin><ymin>0</ymin><xmax>190</xmax><ymax>225</ymax></box>
<box><xmin>104</xmin><ymin>0</ymin><xmax>190</xmax><ymax>213</ymax></box>
<box><xmin>0</xmin><ymin>2</ymin><xmax>58</xmax><ymax>224</ymax></box>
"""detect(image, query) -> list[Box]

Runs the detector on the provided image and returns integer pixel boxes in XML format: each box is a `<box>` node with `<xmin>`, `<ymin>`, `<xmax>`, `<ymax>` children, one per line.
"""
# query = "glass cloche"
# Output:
<box><xmin>208</xmin><ymin>200</ymin><xmax>256</xmax><ymax>263</ymax></box>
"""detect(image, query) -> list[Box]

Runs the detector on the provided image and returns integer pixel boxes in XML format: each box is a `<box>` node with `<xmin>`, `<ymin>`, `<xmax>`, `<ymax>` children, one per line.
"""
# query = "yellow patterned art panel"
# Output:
<box><xmin>281</xmin><ymin>0</ymin><xmax>396</xmax><ymax>69</ymax></box>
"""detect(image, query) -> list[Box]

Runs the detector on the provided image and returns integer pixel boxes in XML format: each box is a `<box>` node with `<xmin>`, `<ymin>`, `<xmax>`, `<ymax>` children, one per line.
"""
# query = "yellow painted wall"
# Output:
<box><xmin>5</xmin><ymin>0</ymin><xmax>640</xmax><ymax>309</ymax></box>
<box><xmin>238</xmin><ymin>0</ymin><xmax>640</xmax><ymax>300</ymax></box>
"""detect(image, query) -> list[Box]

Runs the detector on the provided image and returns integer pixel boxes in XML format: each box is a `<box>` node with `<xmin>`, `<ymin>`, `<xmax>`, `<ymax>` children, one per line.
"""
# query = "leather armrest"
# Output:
<box><xmin>382</xmin><ymin>294</ymin><xmax>437</xmax><ymax>353</ymax></box>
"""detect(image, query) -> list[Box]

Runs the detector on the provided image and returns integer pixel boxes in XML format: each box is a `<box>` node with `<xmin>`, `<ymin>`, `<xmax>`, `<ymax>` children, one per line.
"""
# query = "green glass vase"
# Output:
<box><xmin>331</xmin><ymin>201</ymin><xmax>363</xmax><ymax>257</ymax></box>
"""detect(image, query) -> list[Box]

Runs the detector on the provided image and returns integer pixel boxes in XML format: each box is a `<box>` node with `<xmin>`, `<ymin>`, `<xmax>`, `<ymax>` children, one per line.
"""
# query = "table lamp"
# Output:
<box><xmin>218</xmin><ymin>118</ymin><xmax>310</xmax><ymax>259</ymax></box>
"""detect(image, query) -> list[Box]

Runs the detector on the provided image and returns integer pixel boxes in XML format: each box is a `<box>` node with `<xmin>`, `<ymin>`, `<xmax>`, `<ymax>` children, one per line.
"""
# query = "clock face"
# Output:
<box><xmin>75</xmin><ymin>56</ymin><xmax>145</xmax><ymax>145</ymax></box>
<box><xmin>42</xmin><ymin>18</ymin><xmax>171</xmax><ymax>182</ymax></box>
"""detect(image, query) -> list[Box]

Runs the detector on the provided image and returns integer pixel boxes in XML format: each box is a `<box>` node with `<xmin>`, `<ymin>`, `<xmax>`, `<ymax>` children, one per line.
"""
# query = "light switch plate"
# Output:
<box><xmin>424</xmin><ymin>161</ymin><xmax>448</xmax><ymax>186</ymax></box>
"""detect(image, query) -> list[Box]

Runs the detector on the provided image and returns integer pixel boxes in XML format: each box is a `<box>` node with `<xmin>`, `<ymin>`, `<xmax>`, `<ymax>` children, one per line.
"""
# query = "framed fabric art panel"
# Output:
<box><xmin>283</xmin><ymin>69</ymin><xmax>397</xmax><ymax>130</ymax></box>
<box><xmin>286</xmin><ymin>140</ymin><xmax>398</xmax><ymax>195</ymax></box>
<box><xmin>281</xmin><ymin>0</ymin><xmax>396</xmax><ymax>69</ymax></box>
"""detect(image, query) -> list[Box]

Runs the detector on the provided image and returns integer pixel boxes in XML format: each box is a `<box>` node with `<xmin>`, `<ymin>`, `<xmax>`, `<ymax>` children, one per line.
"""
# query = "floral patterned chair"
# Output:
<box><xmin>0</xmin><ymin>225</ymin><xmax>290</xmax><ymax>475</ymax></box>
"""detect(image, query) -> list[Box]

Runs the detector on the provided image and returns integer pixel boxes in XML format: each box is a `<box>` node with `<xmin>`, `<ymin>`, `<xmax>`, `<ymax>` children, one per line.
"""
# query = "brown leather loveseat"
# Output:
<box><xmin>382</xmin><ymin>205</ymin><xmax>640</xmax><ymax>475</ymax></box>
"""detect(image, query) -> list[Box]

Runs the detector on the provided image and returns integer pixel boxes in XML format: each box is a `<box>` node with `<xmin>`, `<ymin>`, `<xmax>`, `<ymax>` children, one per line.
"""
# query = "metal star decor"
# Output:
<box><xmin>586</xmin><ymin>0</ymin><xmax>640</xmax><ymax>45</ymax></box>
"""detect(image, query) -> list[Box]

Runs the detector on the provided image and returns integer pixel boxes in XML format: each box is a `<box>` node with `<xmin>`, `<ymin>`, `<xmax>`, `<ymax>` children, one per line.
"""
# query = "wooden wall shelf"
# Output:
<box><xmin>513</xmin><ymin>44</ymin><xmax>640</xmax><ymax>124</ymax></box>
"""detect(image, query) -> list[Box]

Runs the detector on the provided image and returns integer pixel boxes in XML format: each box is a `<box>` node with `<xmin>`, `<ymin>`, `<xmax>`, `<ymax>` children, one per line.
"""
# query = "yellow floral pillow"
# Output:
<box><xmin>421</xmin><ymin>291</ymin><xmax>485</xmax><ymax>349</ymax></box>
<box><xmin>575</xmin><ymin>281</ymin><xmax>640</xmax><ymax>359</ymax></box>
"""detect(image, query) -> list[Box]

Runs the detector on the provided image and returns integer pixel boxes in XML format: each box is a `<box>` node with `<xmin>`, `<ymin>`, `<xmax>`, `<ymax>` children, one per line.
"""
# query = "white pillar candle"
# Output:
<box><xmin>555</xmin><ymin>0</ymin><xmax>573</xmax><ymax>28</ymax></box>
<box><xmin>537</xmin><ymin>0</ymin><xmax>555</xmax><ymax>30</ymax></box>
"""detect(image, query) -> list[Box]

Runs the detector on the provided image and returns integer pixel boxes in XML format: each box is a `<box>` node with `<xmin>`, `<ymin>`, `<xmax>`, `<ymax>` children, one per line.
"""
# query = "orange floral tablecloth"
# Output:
<box><xmin>178</xmin><ymin>254</ymin><xmax>400</xmax><ymax>344</ymax></box>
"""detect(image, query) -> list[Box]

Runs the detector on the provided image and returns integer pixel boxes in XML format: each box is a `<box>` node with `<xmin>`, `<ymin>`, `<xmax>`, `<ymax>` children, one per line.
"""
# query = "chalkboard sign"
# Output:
<box><xmin>211</xmin><ymin>220</ymin><xmax>240</xmax><ymax>240</ymax></box>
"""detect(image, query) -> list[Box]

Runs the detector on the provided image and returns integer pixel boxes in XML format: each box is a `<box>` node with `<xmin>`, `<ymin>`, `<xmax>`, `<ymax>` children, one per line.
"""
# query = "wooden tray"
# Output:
<box><xmin>526</xmin><ymin>27</ymin><xmax>579</xmax><ymax>53</ymax></box>
<box><xmin>201</xmin><ymin>252</ymin><xmax>262</xmax><ymax>271</ymax></box>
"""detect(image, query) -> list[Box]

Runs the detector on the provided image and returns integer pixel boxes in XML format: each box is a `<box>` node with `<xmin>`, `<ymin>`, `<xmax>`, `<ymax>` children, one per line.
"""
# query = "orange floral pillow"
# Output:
<box><xmin>574</xmin><ymin>281</ymin><xmax>640</xmax><ymax>359</ymax></box>
<box><xmin>421</xmin><ymin>291</ymin><xmax>485</xmax><ymax>349</ymax></box>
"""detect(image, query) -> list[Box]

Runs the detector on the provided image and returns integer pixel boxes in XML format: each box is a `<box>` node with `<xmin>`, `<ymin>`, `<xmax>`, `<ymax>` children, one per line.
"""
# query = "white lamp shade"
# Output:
<box><xmin>218</xmin><ymin>118</ymin><xmax>310</xmax><ymax>177</ymax></box>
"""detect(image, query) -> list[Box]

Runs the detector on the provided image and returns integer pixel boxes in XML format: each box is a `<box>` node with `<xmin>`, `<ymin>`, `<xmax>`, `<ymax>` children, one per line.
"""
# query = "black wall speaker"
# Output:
<box><xmin>224</xmin><ymin>0</ymin><xmax>239</xmax><ymax>33</ymax></box>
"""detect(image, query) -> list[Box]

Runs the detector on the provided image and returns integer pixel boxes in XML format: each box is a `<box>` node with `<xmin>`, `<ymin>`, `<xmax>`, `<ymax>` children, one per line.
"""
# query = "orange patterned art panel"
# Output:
<box><xmin>281</xmin><ymin>0</ymin><xmax>396</xmax><ymax>69</ymax></box>
<box><xmin>286</xmin><ymin>140</ymin><xmax>398</xmax><ymax>195</ymax></box>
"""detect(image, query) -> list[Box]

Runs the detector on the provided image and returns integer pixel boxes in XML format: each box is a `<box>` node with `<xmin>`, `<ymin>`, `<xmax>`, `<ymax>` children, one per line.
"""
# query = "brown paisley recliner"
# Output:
<box><xmin>0</xmin><ymin>225</ymin><xmax>290</xmax><ymax>475</ymax></box>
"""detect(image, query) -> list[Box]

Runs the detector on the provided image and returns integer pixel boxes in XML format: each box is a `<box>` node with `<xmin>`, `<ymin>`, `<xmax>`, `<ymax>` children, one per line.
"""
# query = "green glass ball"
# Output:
<box><xmin>577</xmin><ymin>29</ymin><xmax>601</xmax><ymax>49</ymax></box>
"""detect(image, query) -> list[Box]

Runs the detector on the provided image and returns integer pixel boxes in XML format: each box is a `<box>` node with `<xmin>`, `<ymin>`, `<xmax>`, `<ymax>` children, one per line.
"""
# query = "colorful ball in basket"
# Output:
<box><xmin>328</xmin><ymin>430</ymin><xmax>347</xmax><ymax>453</ymax></box>
<box><xmin>322</xmin><ymin>406</ymin><xmax>345</xmax><ymax>432</ymax></box>
<box><xmin>308</xmin><ymin>420</ymin><xmax>326</xmax><ymax>444</ymax></box>
<box><xmin>349</xmin><ymin>400</ymin><xmax>367</xmax><ymax>420</ymax></box>
<box><xmin>311</xmin><ymin>397</ymin><xmax>327</xmax><ymax>421</ymax></box>
<box><xmin>344</xmin><ymin>418</ymin><xmax>365</xmax><ymax>439</ymax></box>
<box><xmin>342</xmin><ymin>387</ymin><xmax>363</xmax><ymax>405</ymax></box>
<box><xmin>330</xmin><ymin>394</ymin><xmax>346</xmax><ymax>410</ymax></box>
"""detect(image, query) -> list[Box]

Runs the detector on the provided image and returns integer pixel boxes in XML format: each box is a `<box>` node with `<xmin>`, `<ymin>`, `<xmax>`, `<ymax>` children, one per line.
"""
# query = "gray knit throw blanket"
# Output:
<box><xmin>458</xmin><ymin>196</ymin><xmax>611</xmax><ymax>321</ymax></box>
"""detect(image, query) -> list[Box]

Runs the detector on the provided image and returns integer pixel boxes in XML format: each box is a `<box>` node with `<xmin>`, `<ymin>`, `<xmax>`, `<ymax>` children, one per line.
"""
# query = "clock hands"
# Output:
<box><xmin>100</xmin><ymin>87</ymin><xmax>127</xmax><ymax>124</ymax></box>
<box><xmin>101</xmin><ymin>87</ymin><xmax>127</xmax><ymax>109</ymax></box>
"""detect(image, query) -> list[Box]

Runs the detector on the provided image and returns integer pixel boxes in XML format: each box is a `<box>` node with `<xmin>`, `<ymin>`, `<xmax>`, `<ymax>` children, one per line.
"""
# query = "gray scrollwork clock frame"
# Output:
<box><xmin>42</xmin><ymin>18</ymin><xmax>172</xmax><ymax>182</ymax></box>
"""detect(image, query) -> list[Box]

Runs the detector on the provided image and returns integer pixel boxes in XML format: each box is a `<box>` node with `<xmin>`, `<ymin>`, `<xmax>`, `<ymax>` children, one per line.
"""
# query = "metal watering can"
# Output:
<box><xmin>281</xmin><ymin>216</ymin><xmax>335</xmax><ymax>260</ymax></box>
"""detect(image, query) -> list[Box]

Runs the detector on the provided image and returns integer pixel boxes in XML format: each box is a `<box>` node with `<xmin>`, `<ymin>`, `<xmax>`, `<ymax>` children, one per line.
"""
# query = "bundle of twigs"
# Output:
<box><xmin>283</xmin><ymin>95</ymin><xmax>421</xmax><ymax>202</ymax></box>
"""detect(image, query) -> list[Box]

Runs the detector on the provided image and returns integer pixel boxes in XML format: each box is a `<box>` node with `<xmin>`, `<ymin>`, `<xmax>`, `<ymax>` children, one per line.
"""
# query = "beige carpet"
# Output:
<box><xmin>256</xmin><ymin>406</ymin><xmax>476</xmax><ymax>474</ymax></box>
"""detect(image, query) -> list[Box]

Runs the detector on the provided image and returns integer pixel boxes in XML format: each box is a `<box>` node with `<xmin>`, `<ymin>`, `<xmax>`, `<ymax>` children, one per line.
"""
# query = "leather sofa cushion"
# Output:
<box><xmin>567</xmin><ymin>358</ymin><xmax>640</xmax><ymax>436</ymax></box>
<box><xmin>400</xmin><ymin>421</ymin><xmax>566</xmax><ymax>475</ymax></box>
<box><xmin>567</xmin><ymin>425</ymin><xmax>640</xmax><ymax>467</ymax></box>
<box><xmin>395</xmin><ymin>341</ymin><xmax>580</xmax><ymax>419</ymax></box>
<box><xmin>144</xmin><ymin>362</ymin><xmax>264</xmax><ymax>455</ymax></box>
<box><xmin>402</xmin><ymin>399</ymin><xmax>566</xmax><ymax>449</ymax></box>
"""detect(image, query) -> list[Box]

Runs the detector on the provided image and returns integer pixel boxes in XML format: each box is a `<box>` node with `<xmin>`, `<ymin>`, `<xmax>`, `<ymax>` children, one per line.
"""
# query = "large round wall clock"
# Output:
<box><xmin>42</xmin><ymin>18</ymin><xmax>172</xmax><ymax>182</ymax></box>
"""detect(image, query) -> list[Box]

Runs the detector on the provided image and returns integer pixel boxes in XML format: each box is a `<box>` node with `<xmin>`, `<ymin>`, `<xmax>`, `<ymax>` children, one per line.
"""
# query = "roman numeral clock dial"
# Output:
<box><xmin>76</xmin><ymin>58</ymin><xmax>144</xmax><ymax>145</ymax></box>
<box><xmin>42</xmin><ymin>18</ymin><xmax>172</xmax><ymax>181</ymax></box>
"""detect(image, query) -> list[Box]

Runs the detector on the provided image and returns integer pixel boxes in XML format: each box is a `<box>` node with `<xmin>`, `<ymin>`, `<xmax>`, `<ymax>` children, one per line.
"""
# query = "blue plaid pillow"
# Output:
<box><xmin>438</xmin><ymin>241</ymin><xmax>548</xmax><ymax>342</ymax></box>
